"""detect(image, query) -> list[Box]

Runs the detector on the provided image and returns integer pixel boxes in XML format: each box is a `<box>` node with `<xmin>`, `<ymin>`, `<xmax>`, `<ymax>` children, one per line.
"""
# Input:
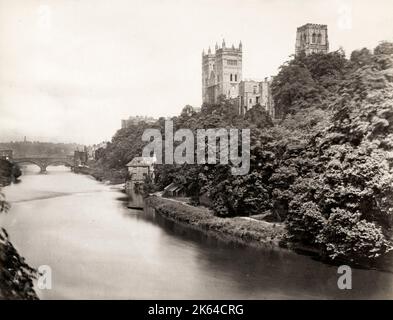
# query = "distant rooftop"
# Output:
<box><xmin>297</xmin><ymin>23</ymin><xmax>328</xmax><ymax>30</ymax></box>
<box><xmin>126</xmin><ymin>156</ymin><xmax>156</xmax><ymax>167</ymax></box>
<box><xmin>121</xmin><ymin>115</ymin><xmax>157</xmax><ymax>128</ymax></box>
<box><xmin>124</xmin><ymin>115</ymin><xmax>156</xmax><ymax>121</ymax></box>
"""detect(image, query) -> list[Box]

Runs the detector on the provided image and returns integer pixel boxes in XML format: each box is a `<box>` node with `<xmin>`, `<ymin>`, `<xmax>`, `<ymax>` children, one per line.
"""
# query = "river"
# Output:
<box><xmin>0</xmin><ymin>165</ymin><xmax>392</xmax><ymax>299</ymax></box>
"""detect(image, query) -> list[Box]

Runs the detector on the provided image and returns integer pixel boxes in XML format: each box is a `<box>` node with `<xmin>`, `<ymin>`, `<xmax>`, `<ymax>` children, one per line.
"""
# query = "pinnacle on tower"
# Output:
<box><xmin>239</xmin><ymin>41</ymin><xmax>242</xmax><ymax>51</ymax></box>
<box><xmin>208</xmin><ymin>46</ymin><xmax>211</xmax><ymax>54</ymax></box>
<box><xmin>215</xmin><ymin>42</ymin><xmax>219</xmax><ymax>51</ymax></box>
<box><xmin>222</xmin><ymin>39</ymin><xmax>226</xmax><ymax>48</ymax></box>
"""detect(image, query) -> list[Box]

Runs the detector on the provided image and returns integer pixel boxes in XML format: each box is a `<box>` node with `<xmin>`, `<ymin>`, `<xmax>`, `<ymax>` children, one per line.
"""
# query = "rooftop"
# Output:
<box><xmin>126</xmin><ymin>156</ymin><xmax>156</xmax><ymax>167</ymax></box>
<box><xmin>297</xmin><ymin>23</ymin><xmax>328</xmax><ymax>30</ymax></box>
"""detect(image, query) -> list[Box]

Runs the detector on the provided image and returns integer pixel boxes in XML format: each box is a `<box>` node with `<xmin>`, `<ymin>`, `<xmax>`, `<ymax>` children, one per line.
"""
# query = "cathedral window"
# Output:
<box><xmin>312</xmin><ymin>33</ymin><xmax>316</xmax><ymax>43</ymax></box>
<box><xmin>317</xmin><ymin>33</ymin><xmax>322</xmax><ymax>44</ymax></box>
<box><xmin>230</xmin><ymin>74</ymin><xmax>233</xmax><ymax>81</ymax></box>
<box><xmin>227</xmin><ymin>59</ymin><xmax>237</xmax><ymax>65</ymax></box>
<box><xmin>235</xmin><ymin>74</ymin><xmax>237</xmax><ymax>82</ymax></box>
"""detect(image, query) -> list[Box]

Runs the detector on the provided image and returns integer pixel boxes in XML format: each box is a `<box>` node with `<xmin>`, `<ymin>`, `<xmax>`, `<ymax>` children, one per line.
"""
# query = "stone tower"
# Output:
<box><xmin>202</xmin><ymin>40</ymin><xmax>242</xmax><ymax>104</ymax></box>
<box><xmin>295</xmin><ymin>23</ymin><xmax>329</xmax><ymax>56</ymax></box>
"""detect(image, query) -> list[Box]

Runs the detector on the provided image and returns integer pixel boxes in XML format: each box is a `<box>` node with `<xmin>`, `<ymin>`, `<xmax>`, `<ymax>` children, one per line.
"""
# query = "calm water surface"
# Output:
<box><xmin>1</xmin><ymin>165</ymin><xmax>392</xmax><ymax>299</ymax></box>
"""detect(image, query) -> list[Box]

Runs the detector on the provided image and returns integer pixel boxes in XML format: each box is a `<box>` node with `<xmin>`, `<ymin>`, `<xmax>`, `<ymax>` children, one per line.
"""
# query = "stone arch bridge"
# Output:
<box><xmin>13</xmin><ymin>156</ymin><xmax>74</xmax><ymax>173</ymax></box>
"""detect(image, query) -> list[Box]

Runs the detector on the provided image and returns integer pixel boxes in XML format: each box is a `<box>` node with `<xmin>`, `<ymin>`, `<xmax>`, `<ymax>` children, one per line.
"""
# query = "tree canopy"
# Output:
<box><xmin>95</xmin><ymin>42</ymin><xmax>393</xmax><ymax>262</ymax></box>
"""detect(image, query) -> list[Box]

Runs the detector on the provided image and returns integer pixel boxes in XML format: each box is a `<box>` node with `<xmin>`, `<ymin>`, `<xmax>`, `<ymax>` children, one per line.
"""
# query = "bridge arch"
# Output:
<box><xmin>14</xmin><ymin>160</ymin><xmax>47</xmax><ymax>173</ymax></box>
<box><xmin>14</xmin><ymin>157</ymin><xmax>74</xmax><ymax>174</ymax></box>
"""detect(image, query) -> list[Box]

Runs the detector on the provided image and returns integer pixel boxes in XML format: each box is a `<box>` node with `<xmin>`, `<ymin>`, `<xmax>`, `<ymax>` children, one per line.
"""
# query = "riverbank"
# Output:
<box><xmin>7</xmin><ymin>169</ymin><xmax>393</xmax><ymax>299</ymax></box>
<box><xmin>145</xmin><ymin>195</ymin><xmax>393</xmax><ymax>272</ymax></box>
<box><xmin>145</xmin><ymin>195</ymin><xmax>287</xmax><ymax>249</ymax></box>
<box><xmin>86</xmin><ymin>168</ymin><xmax>392</xmax><ymax>269</ymax></box>
<box><xmin>0</xmin><ymin>161</ymin><xmax>38</xmax><ymax>300</ymax></box>
<box><xmin>82</xmin><ymin>163</ymin><xmax>126</xmax><ymax>185</ymax></box>
<box><xmin>0</xmin><ymin>159</ymin><xmax>21</xmax><ymax>187</ymax></box>
<box><xmin>72</xmin><ymin>164</ymin><xmax>126</xmax><ymax>185</ymax></box>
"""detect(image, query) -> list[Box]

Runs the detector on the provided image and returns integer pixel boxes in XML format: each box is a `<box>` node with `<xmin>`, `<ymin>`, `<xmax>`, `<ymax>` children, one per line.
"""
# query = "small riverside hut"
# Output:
<box><xmin>163</xmin><ymin>182</ymin><xmax>186</xmax><ymax>198</ymax></box>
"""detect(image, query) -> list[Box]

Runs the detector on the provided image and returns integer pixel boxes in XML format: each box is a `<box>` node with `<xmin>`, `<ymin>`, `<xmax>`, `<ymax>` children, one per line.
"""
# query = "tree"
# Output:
<box><xmin>96</xmin><ymin>41</ymin><xmax>393</xmax><ymax>263</ymax></box>
<box><xmin>0</xmin><ymin>170</ymin><xmax>38</xmax><ymax>299</ymax></box>
<box><xmin>271</xmin><ymin>62</ymin><xmax>318</xmax><ymax>117</ymax></box>
<box><xmin>350</xmin><ymin>48</ymin><xmax>373</xmax><ymax>67</ymax></box>
<box><xmin>286</xmin><ymin>42</ymin><xmax>393</xmax><ymax>261</ymax></box>
<box><xmin>244</xmin><ymin>104</ymin><xmax>274</xmax><ymax>129</ymax></box>
<box><xmin>271</xmin><ymin>51</ymin><xmax>349</xmax><ymax>118</ymax></box>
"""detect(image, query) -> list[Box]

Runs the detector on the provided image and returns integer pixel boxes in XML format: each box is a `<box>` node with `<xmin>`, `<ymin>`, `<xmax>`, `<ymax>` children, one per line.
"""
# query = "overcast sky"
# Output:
<box><xmin>0</xmin><ymin>0</ymin><xmax>392</xmax><ymax>144</ymax></box>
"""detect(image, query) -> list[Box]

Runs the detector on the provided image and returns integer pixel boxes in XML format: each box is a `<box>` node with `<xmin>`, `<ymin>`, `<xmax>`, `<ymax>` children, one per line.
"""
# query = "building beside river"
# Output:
<box><xmin>74</xmin><ymin>150</ymin><xmax>88</xmax><ymax>167</ymax></box>
<box><xmin>125</xmin><ymin>156</ymin><xmax>156</xmax><ymax>189</ymax></box>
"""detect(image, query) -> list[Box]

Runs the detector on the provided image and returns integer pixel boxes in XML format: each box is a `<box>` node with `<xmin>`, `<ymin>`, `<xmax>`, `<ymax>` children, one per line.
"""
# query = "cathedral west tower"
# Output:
<box><xmin>202</xmin><ymin>39</ymin><xmax>242</xmax><ymax>104</ymax></box>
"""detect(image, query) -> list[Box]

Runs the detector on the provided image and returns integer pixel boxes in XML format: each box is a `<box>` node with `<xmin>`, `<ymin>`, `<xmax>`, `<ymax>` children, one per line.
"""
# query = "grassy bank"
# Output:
<box><xmin>144</xmin><ymin>195</ymin><xmax>393</xmax><ymax>269</ymax></box>
<box><xmin>88</xmin><ymin>163</ymin><xmax>126</xmax><ymax>185</ymax></box>
<box><xmin>145</xmin><ymin>195</ymin><xmax>287</xmax><ymax>249</ymax></box>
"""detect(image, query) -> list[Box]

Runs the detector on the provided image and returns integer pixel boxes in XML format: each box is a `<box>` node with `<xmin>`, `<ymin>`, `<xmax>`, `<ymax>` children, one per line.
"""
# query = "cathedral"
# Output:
<box><xmin>295</xmin><ymin>23</ymin><xmax>329</xmax><ymax>56</ymax></box>
<box><xmin>201</xmin><ymin>24</ymin><xmax>329</xmax><ymax>118</ymax></box>
<box><xmin>202</xmin><ymin>39</ymin><xmax>242</xmax><ymax>104</ymax></box>
<box><xmin>201</xmin><ymin>40</ymin><xmax>274</xmax><ymax>117</ymax></box>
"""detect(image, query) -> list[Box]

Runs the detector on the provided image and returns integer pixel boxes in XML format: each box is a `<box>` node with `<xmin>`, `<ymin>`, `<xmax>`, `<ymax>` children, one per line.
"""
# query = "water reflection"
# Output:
<box><xmin>141</xmin><ymin>206</ymin><xmax>393</xmax><ymax>299</ymax></box>
<box><xmin>124</xmin><ymin>186</ymin><xmax>144</xmax><ymax>210</ymax></box>
<box><xmin>0</xmin><ymin>166</ymin><xmax>392</xmax><ymax>299</ymax></box>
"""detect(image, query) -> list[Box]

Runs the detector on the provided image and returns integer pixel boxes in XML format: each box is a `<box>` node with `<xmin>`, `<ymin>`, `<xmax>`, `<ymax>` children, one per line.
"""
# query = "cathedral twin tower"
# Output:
<box><xmin>202</xmin><ymin>23</ymin><xmax>329</xmax><ymax>117</ymax></box>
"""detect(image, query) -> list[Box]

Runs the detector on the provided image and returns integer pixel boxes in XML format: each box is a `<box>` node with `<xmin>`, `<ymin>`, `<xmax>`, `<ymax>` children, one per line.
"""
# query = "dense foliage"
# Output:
<box><xmin>0</xmin><ymin>159</ymin><xmax>21</xmax><ymax>186</ymax></box>
<box><xmin>285</xmin><ymin>42</ymin><xmax>393</xmax><ymax>261</ymax></box>
<box><xmin>95</xmin><ymin>42</ymin><xmax>393</xmax><ymax>262</ymax></box>
<box><xmin>90</xmin><ymin>121</ymin><xmax>160</xmax><ymax>183</ymax></box>
<box><xmin>0</xmin><ymin>226</ymin><xmax>38</xmax><ymax>299</ymax></box>
<box><xmin>0</xmin><ymin>161</ymin><xmax>38</xmax><ymax>299</ymax></box>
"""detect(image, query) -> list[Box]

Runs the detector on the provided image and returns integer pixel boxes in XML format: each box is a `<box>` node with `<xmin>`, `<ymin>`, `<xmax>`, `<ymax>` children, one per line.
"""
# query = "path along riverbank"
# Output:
<box><xmin>145</xmin><ymin>195</ymin><xmax>287</xmax><ymax>250</ymax></box>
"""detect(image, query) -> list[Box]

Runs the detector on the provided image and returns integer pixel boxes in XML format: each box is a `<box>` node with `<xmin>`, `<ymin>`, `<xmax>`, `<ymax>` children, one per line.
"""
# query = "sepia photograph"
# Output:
<box><xmin>0</xmin><ymin>0</ymin><xmax>393</xmax><ymax>307</ymax></box>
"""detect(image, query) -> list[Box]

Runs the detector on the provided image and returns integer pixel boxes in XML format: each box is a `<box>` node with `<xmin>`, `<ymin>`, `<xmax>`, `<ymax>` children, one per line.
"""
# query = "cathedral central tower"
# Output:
<box><xmin>295</xmin><ymin>23</ymin><xmax>329</xmax><ymax>56</ymax></box>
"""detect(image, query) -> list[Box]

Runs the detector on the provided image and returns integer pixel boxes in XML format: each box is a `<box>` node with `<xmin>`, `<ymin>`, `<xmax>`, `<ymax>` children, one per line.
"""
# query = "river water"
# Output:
<box><xmin>0</xmin><ymin>165</ymin><xmax>392</xmax><ymax>299</ymax></box>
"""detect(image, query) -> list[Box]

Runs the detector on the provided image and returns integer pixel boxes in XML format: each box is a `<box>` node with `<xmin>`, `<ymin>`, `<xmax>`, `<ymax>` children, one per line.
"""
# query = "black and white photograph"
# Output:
<box><xmin>0</xmin><ymin>0</ymin><xmax>393</xmax><ymax>305</ymax></box>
